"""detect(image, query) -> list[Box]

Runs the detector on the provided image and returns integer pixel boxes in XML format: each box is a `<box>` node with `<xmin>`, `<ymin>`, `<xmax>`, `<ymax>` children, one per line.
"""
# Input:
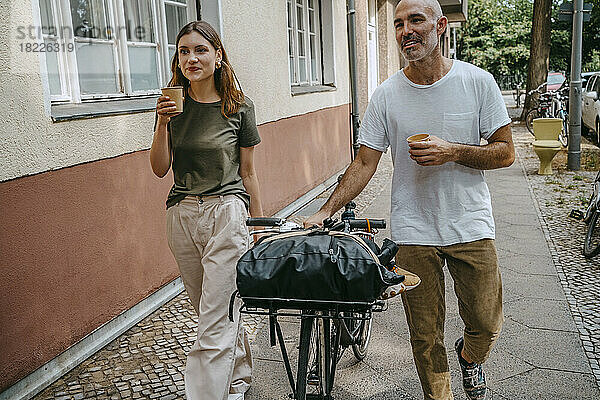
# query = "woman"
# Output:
<box><xmin>150</xmin><ymin>21</ymin><xmax>262</xmax><ymax>400</ymax></box>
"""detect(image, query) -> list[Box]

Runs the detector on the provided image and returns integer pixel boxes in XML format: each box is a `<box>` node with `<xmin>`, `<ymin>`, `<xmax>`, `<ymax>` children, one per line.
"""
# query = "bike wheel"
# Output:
<box><xmin>350</xmin><ymin>313</ymin><xmax>373</xmax><ymax>361</ymax></box>
<box><xmin>583</xmin><ymin>210</ymin><xmax>600</xmax><ymax>258</ymax></box>
<box><xmin>558</xmin><ymin>110</ymin><xmax>568</xmax><ymax>147</ymax></box>
<box><xmin>308</xmin><ymin>317</ymin><xmax>327</xmax><ymax>397</ymax></box>
<box><xmin>584</xmin><ymin>195</ymin><xmax>595</xmax><ymax>223</ymax></box>
<box><xmin>525</xmin><ymin>109</ymin><xmax>539</xmax><ymax>135</ymax></box>
<box><xmin>297</xmin><ymin>314</ymin><xmax>325</xmax><ymax>400</ymax></box>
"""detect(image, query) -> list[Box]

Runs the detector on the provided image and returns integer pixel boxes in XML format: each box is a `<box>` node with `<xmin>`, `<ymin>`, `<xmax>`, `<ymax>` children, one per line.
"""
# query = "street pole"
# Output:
<box><xmin>568</xmin><ymin>0</ymin><xmax>584</xmax><ymax>170</ymax></box>
<box><xmin>347</xmin><ymin>0</ymin><xmax>360</xmax><ymax>160</ymax></box>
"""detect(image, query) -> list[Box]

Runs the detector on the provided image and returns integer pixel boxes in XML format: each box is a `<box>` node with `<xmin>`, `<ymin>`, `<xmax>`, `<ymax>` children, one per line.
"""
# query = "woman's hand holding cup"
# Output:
<box><xmin>156</xmin><ymin>96</ymin><xmax>179</xmax><ymax>124</ymax></box>
<box><xmin>157</xmin><ymin>86</ymin><xmax>184</xmax><ymax>125</ymax></box>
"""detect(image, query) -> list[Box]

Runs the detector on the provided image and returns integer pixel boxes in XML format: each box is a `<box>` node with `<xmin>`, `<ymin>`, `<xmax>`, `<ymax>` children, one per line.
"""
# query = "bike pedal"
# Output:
<box><xmin>569</xmin><ymin>209</ymin><xmax>584</xmax><ymax>220</ymax></box>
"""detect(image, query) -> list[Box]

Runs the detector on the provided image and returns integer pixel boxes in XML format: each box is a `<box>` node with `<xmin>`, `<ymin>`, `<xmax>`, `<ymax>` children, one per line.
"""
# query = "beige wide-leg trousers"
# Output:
<box><xmin>166</xmin><ymin>195</ymin><xmax>252</xmax><ymax>400</ymax></box>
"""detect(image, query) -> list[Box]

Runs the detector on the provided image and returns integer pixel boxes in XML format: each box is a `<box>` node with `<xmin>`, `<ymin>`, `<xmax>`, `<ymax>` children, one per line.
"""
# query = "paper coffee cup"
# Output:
<box><xmin>407</xmin><ymin>133</ymin><xmax>430</xmax><ymax>143</ymax></box>
<box><xmin>161</xmin><ymin>86</ymin><xmax>184</xmax><ymax>114</ymax></box>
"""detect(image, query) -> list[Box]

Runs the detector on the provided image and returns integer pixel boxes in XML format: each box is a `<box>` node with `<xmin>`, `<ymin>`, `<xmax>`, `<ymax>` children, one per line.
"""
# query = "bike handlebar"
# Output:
<box><xmin>328</xmin><ymin>218</ymin><xmax>386</xmax><ymax>231</ymax></box>
<box><xmin>247</xmin><ymin>217</ymin><xmax>386</xmax><ymax>231</ymax></box>
<box><xmin>246</xmin><ymin>217</ymin><xmax>284</xmax><ymax>226</ymax></box>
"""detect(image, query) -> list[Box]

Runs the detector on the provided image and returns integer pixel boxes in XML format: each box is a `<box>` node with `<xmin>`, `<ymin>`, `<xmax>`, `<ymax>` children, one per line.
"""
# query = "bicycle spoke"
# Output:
<box><xmin>305</xmin><ymin>315</ymin><xmax>326</xmax><ymax>397</ymax></box>
<box><xmin>584</xmin><ymin>211</ymin><xmax>600</xmax><ymax>258</ymax></box>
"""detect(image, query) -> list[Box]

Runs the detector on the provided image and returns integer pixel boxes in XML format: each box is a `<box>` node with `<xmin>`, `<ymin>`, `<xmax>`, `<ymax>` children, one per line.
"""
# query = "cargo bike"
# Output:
<box><xmin>229</xmin><ymin>202</ymin><xmax>406</xmax><ymax>400</ymax></box>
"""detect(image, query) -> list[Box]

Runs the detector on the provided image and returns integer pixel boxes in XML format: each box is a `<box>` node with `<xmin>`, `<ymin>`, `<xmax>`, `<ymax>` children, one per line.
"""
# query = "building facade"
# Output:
<box><xmin>1</xmin><ymin>0</ymin><xmax>352</xmax><ymax>395</ymax></box>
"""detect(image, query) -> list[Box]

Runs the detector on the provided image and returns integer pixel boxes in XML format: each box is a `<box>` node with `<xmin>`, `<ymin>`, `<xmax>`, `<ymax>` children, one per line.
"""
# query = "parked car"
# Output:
<box><xmin>547</xmin><ymin>72</ymin><xmax>566</xmax><ymax>91</ymax></box>
<box><xmin>582</xmin><ymin>72</ymin><xmax>600</xmax><ymax>143</ymax></box>
<box><xmin>582</xmin><ymin>71</ymin><xmax>599</xmax><ymax>92</ymax></box>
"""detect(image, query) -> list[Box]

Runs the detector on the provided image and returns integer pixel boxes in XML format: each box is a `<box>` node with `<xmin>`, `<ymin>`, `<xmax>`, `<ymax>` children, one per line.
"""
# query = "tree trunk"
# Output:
<box><xmin>521</xmin><ymin>0</ymin><xmax>552</xmax><ymax>120</ymax></box>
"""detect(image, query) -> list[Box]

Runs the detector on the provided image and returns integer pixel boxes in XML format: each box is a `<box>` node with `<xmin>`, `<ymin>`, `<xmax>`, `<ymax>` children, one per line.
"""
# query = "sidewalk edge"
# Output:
<box><xmin>273</xmin><ymin>168</ymin><xmax>344</xmax><ymax>218</ymax></box>
<box><xmin>0</xmin><ymin>278</ymin><xmax>184</xmax><ymax>400</ymax></box>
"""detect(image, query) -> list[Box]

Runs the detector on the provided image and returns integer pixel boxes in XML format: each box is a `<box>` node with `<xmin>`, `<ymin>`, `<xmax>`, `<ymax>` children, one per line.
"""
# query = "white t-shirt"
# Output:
<box><xmin>358</xmin><ymin>60</ymin><xmax>511</xmax><ymax>246</ymax></box>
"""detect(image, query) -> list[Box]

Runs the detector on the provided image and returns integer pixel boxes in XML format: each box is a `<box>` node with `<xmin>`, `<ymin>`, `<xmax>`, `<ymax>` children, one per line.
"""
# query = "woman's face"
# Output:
<box><xmin>177</xmin><ymin>31</ymin><xmax>222</xmax><ymax>84</ymax></box>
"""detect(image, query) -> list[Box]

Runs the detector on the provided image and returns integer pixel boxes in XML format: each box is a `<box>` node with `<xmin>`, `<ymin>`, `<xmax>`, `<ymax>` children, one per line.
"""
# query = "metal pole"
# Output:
<box><xmin>347</xmin><ymin>0</ymin><xmax>360</xmax><ymax>159</ymax></box>
<box><xmin>568</xmin><ymin>0</ymin><xmax>584</xmax><ymax>170</ymax></box>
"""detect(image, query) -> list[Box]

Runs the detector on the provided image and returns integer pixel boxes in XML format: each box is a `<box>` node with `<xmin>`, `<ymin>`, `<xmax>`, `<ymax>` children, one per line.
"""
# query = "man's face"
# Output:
<box><xmin>394</xmin><ymin>0</ymin><xmax>441</xmax><ymax>62</ymax></box>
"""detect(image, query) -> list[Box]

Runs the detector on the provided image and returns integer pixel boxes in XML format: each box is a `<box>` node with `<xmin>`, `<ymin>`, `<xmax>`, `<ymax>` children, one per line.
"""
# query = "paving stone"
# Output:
<box><xmin>30</xmin><ymin>124</ymin><xmax>600</xmax><ymax>399</ymax></box>
<box><xmin>514</xmin><ymin>127</ymin><xmax>600</xmax><ymax>388</ymax></box>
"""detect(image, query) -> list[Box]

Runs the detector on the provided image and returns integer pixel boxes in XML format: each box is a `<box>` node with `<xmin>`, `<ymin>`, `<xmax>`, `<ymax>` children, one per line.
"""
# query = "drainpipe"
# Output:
<box><xmin>347</xmin><ymin>0</ymin><xmax>360</xmax><ymax>160</ymax></box>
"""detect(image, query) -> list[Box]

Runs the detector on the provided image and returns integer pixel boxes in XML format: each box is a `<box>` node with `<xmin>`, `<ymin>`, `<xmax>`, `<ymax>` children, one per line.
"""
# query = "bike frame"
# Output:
<box><xmin>585</xmin><ymin>171</ymin><xmax>600</xmax><ymax>222</ymax></box>
<box><xmin>236</xmin><ymin>201</ymin><xmax>394</xmax><ymax>398</ymax></box>
<box><xmin>236</xmin><ymin>297</ymin><xmax>385</xmax><ymax>400</ymax></box>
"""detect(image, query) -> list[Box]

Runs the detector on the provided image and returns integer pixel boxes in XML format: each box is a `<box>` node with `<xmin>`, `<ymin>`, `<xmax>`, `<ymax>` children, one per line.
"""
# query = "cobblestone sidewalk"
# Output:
<box><xmin>513</xmin><ymin>125</ymin><xmax>600</xmax><ymax>386</ymax></box>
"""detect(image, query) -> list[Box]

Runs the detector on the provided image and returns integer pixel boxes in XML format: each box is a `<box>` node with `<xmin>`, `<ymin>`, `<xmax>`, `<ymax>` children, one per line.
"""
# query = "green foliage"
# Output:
<box><xmin>550</xmin><ymin>0</ymin><xmax>600</xmax><ymax>73</ymax></box>
<box><xmin>584</xmin><ymin>49</ymin><xmax>600</xmax><ymax>71</ymax></box>
<box><xmin>459</xmin><ymin>0</ymin><xmax>600</xmax><ymax>79</ymax></box>
<box><xmin>583</xmin><ymin>0</ymin><xmax>600</xmax><ymax>71</ymax></box>
<box><xmin>458</xmin><ymin>0</ymin><xmax>533</xmax><ymax>79</ymax></box>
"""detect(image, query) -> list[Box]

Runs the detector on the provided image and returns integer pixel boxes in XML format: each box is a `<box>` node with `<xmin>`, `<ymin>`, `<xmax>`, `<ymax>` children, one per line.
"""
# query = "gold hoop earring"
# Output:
<box><xmin>216</xmin><ymin>61</ymin><xmax>222</xmax><ymax>69</ymax></box>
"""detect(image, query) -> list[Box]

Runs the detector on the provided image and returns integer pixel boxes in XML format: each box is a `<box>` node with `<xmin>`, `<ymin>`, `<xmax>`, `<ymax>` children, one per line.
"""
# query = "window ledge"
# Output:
<box><xmin>51</xmin><ymin>96</ymin><xmax>158</xmax><ymax>122</ymax></box>
<box><xmin>291</xmin><ymin>84</ymin><xmax>336</xmax><ymax>96</ymax></box>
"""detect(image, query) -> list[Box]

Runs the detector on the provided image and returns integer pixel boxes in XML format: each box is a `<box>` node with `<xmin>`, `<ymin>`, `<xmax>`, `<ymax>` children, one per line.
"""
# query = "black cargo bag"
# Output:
<box><xmin>236</xmin><ymin>230</ymin><xmax>402</xmax><ymax>303</ymax></box>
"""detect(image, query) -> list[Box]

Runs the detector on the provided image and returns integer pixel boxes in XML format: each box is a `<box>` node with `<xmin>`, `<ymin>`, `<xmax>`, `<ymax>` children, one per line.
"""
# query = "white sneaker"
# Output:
<box><xmin>379</xmin><ymin>266</ymin><xmax>421</xmax><ymax>300</ymax></box>
<box><xmin>228</xmin><ymin>394</ymin><xmax>244</xmax><ymax>400</ymax></box>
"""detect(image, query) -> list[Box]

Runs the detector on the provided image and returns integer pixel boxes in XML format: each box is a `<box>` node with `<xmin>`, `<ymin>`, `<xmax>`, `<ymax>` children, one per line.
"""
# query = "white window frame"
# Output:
<box><xmin>40</xmin><ymin>0</ymin><xmax>72</xmax><ymax>101</ymax></box>
<box><xmin>366</xmin><ymin>0</ymin><xmax>378</xmax><ymax>100</ymax></box>
<box><xmin>159</xmin><ymin>0</ymin><xmax>195</xmax><ymax>85</ymax></box>
<box><xmin>38</xmin><ymin>0</ymin><xmax>193</xmax><ymax>103</ymax></box>
<box><xmin>287</xmin><ymin>0</ymin><xmax>323</xmax><ymax>86</ymax></box>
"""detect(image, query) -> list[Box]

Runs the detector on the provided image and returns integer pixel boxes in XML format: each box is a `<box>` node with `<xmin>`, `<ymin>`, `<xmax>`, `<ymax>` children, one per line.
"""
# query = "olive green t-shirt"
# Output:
<box><xmin>165</xmin><ymin>96</ymin><xmax>261</xmax><ymax>209</ymax></box>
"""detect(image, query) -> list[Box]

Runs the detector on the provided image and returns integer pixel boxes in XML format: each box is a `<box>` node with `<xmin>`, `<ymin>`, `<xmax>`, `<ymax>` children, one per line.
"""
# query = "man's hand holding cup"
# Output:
<box><xmin>408</xmin><ymin>133</ymin><xmax>458</xmax><ymax>167</ymax></box>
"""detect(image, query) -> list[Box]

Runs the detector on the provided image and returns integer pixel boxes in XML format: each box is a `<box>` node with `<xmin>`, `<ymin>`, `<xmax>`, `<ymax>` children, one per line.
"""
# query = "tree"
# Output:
<box><xmin>458</xmin><ymin>0</ymin><xmax>532</xmax><ymax>85</ymax></box>
<box><xmin>550</xmin><ymin>0</ymin><xmax>600</xmax><ymax>73</ymax></box>
<box><xmin>457</xmin><ymin>0</ymin><xmax>600</xmax><ymax>103</ymax></box>
<box><xmin>522</xmin><ymin>0</ymin><xmax>553</xmax><ymax>119</ymax></box>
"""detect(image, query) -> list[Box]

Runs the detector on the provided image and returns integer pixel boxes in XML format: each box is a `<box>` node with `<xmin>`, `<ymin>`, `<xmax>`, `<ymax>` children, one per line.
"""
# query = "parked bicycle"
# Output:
<box><xmin>231</xmin><ymin>201</ymin><xmax>404</xmax><ymax>399</ymax></box>
<box><xmin>583</xmin><ymin>170</ymin><xmax>600</xmax><ymax>258</ymax></box>
<box><xmin>512</xmin><ymin>85</ymin><xmax>525</xmax><ymax>108</ymax></box>
<box><xmin>524</xmin><ymin>83</ymin><xmax>569</xmax><ymax>147</ymax></box>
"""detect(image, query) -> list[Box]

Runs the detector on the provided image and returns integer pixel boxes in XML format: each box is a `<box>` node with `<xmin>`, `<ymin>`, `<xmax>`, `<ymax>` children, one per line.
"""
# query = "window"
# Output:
<box><xmin>366</xmin><ymin>0</ymin><xmax>378</xmax><ymax>99</ymax></box>
<box><xmin>585</xmin><ymin>75</ymin><xmax>596</xmax><ymax>93</ymax></box>
<box><xmin>38</xmin><ymin>0</ymin><xmax>193</xmax><ymax>103</ymax></box>
<box><xmin>287</xmin><ymin>0</ymin><xmax>334</xmax><ymax>89</ymax></box>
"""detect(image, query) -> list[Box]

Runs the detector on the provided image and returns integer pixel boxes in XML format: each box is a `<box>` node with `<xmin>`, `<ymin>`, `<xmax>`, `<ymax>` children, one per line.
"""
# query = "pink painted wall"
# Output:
<box><xmin>0</xmin><ymin>103</ymin><xmax>351</xmax><ymax>391</ymax></box>
<box><xmin>257</xmin><ymin>104</ymin><xmax>352</xmax><ymax>214</ymax></box>
<box><xmin>0</xmin><ymin>151</ymin><xmax>178</xmax><ymax>391</ymax></box>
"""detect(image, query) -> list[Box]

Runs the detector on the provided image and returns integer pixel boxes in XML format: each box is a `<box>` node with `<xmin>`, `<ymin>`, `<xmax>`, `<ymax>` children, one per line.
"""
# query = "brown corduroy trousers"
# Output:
<box><xmin>397</xmin><ymin>239</ymin><xmax>503</xmax><ymax>400</ymax></box>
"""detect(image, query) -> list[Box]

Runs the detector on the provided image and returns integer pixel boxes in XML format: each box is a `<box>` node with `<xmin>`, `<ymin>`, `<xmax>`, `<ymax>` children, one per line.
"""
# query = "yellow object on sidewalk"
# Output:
<box><xmin>532</xmin><ymin>118</ymin><xmax>563</xmax><ymax>175</ymax></box>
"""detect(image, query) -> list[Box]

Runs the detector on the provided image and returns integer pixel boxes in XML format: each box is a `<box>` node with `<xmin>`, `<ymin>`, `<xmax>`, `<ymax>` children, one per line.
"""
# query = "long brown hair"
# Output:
<box><xmin>168</xmin><ymin>21</ymin><xmax>244</xmax><ymax>117</ymax></box>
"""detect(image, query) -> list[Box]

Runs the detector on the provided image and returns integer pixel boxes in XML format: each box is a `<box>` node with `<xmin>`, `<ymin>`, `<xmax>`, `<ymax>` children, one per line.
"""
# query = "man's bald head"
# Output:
<box><xmin>396</xmin><ymin>0</ymin><xmax>443</xmax><ymax>20</ymax></box>
<box><xmin>394</xmin><ymin>0</ymin><xmax>447</xmax><ymax>62</ymax></box>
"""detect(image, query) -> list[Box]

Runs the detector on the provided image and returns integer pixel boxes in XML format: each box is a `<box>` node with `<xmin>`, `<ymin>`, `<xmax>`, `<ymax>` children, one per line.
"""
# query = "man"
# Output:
<box><xmin>304</xmin><ymin>0</ymin><xmax>514</xmax><ymax>399</ymax></box>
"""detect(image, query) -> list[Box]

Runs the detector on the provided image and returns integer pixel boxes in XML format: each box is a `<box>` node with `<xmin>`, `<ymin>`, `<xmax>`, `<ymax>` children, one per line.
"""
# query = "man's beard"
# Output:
<box><xmin>400</xmin><ymin>29</ymin><xmax>438</xmax><ymax>62</ymax></box>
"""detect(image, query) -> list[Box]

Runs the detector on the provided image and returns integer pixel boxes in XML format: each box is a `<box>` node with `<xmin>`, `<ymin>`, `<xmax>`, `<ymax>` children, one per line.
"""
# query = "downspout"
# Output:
<box><xmin>347</xmin><ymin>0</ymin><xmax>360</xmax><ymax>160</ymax></box>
